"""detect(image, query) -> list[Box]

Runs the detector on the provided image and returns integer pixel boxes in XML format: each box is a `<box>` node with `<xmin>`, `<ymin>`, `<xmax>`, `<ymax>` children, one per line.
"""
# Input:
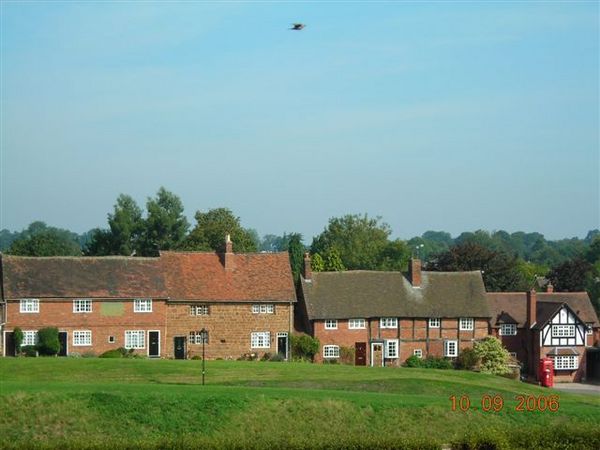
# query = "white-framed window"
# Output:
<box><xmin>20</xmin><ymin>299</ymin><xmax>39</xmax><ymax>313</ymax></box>
<box><xmin>380</xmin><ymin>318</ymin><xmax>398</xmax><ymax>329</ymax></box>
<box><xmin>552</xmin><ymin>355</ymin><xmax>578</xmax><ymax>370</ymax></box>
<box><xmin>324</xmin><ymin>319</ymin><xmax>338</xmax><ymax>330</ymax></box>
<box><xmin>125</xmin><ymin>330</ymin><xmax>145</xmax><ymax>349</ymax></box>
<box><xmin>252</xmin><ymin>304</ymin><xmax>275</xmax><ymax>314</ymax></box>
<box><xmin>190</xmin><ymin>305</ymin><xmax>209</xmax><ymax>316</ymax></box>
<box><xmin>189</xmin><ymin>330</ymin><xmax>209</xmax><ymax>344</ymax></box>
<box><xmin>444</xmin><ymin>340</ymin><xmax>458</xmax><ymax>357</ymax></box>
<box><xmin>73</xmin><ymin>330</ymin><xmax>92</xmax><ymax>346</ymax></box>
<box><xmin>585</xmin><ymin>324</ymin><xmax>593</xmax><ymax>336</ymax></box>
<box><xmin>73</xmin><ymin>299</ymin><xmax>92</xmax><ymax>313</ymax></box>
<box><xmin>348</xmin><ymin>319</ymin><xmax>366</xmax><ymax>329</ymax></box>
<box><xmin>459</xmin><ymin>318</ymin><xmax>474</xmax><ymax>331</ymax></box>
<box><xmin>385</xmin><ymin>339</ymin><xmax>399</xmax><ymax>358</ymax></box>
<box><xmin>552</xmin><ymin>325</ymin><xmax>575</xmax><ymax>338</ymax></box>
<box><xmin>22</xmin><ymin>330</ymin><xmax>38</xmax><ymax>347</ymax></box>
<box><xmin>428</xmin><ymin>318</ymin><xmax>441</xmax><ymax>328</ymax></box>
<box><xmin>499</xmin><ymin>324</ymin><xmax>517</xmax><ymax>336</ymax></box>
<box><xmin>134</xmin><ymin>299</ymin><xmax>152</xmax><ymax>313</ymax></box>
<box><xmin>251</xmin><ymin>332</ymin><xmax>270</xmax><ymax>348</ymax></box>
<box><xmin>108</xmin><ymin>336</ymin><xmax>116</xmax><ymax>344</ymax></box>
<box><xmin>323</xmin><ymin>345</ymin><xmax>340</xmax><ymax>358</ymax></box>
<box><xmin>413</xmin><ymin>349</ymin><xmax>423</xmax><ymax>358</ymax></box>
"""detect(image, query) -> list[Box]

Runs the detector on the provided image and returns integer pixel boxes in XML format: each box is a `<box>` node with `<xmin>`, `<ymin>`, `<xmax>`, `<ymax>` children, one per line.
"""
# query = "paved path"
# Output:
<box><xmin>552</xmin><ymin>382</ymin><xmax>600</xmax><ymax>396</ymax></box>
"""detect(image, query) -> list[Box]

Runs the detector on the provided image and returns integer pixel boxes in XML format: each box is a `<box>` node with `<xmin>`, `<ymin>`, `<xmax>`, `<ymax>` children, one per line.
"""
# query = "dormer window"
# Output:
<box><xmin>499</xmin><ymin>324</ymin><xmax>517</xmax><ymax>336</ymax></box>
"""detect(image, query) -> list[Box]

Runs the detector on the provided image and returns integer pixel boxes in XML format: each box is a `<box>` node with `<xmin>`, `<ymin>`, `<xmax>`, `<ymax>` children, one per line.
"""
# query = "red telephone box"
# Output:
<box><xmin>539</xmin><ymin>358</ymin><xmax>554</xmax><ymax>387</ymax></box>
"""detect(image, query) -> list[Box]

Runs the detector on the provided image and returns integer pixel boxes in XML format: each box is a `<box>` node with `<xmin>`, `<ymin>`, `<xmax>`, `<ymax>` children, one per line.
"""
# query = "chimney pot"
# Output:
<box><xmin>224</xmin><ymin>234</ymin><xmax>234</xmax><ymax>270</ymax></box>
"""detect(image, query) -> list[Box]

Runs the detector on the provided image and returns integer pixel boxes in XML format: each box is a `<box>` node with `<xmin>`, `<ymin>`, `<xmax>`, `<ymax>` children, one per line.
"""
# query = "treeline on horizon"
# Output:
<box><xmin>1</xmin><ymin>187</ymin><xmax>599</xmax><ymax>314</ymax></box>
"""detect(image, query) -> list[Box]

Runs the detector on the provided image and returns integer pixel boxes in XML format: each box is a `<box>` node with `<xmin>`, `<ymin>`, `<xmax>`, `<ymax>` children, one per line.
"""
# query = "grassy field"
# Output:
<box><xmin>1</xmin><ymin>358</ymin><xmax>598</xmax><ymax>449</ymax></box>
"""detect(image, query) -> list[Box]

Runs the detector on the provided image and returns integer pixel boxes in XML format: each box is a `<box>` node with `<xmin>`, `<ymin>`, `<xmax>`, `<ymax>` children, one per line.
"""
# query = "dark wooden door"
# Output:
<box><xmin>5</xmin><ymin>332</ymin><xmax>16</xmax><ymax>356</ymax></box>
<box><xmin>355</xmin><ymin>342</ymin><xmax>367</xmax><ymax>366</ymax></box>
<box><xmin>149</xmin><ymin>332</ymin><xmax>160</xmax><ymax>358</ymax></box>
<box><xmin>174</xmin><ymin>337</ymin><xmax>186</xmax><ymax>360</ymax></box>
<box><xmin>277</xmin><ymin>335</ymin><xmax>288</xmax><ymax>360</ymax></box>
<box><xmin>58</xmin><ymin>332</ymin><xmax>68</xmax><ymax>356</ymax></box>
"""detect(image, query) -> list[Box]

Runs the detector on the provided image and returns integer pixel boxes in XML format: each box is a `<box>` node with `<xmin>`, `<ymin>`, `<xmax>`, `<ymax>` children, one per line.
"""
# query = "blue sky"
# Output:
<box><xmin>1</xmin><ymin>1</ymin><xmax>598</xmax><ymax>241</ymax></box>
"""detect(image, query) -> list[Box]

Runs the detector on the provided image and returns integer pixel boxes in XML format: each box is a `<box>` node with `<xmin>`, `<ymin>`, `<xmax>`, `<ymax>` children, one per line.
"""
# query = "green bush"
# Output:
<box><xmin>404</xmin><ymin>355</ymin><xmax>423</xmax><ymax>367</ymax></box>
<box><xmin>99</xmin><ymin>349</ymin><xmax>123</xmax><ymax>358</ymax></box>
<box><xmin>21</xmin><ymin>345</ymin><xmax>38</xmax><ymax>357</ymax></box>
<box><xmin>339</xmin><ymin>346</ymin><xmax>355</xmax><ymax>365</ymax></box>
<box><xmin>13</xmin><ymin>328</ymin><xmax>24</xmax><ymax>354</ymax></box>
<box><xmin>456</xmin><ymin>347</ymin><xmax>480</xmax><ymax>370</ymax></box>
<box><xmin>191</xmin><ymin>355</ymin><xmax>202</xmax><ymax>360</ymax></box>
<box><xmin>290</xmin><ymin>334</ymin><xmax>320</xmax><ymax>361</ymax></box>
<box><xmin>36</xmin><ymin>327</ymin><xmax>60</xmax><ymax>356</ymax></box>
<box><xmin>269</xmin><ymin>353</ymin><xmax>284</xmax><ymax>362</ymax></box>
<box><xmin>260</xmin><ymin>352</ymin><xmax>272</xmax><ymax>361</ymax></box>
<box><xmin>473</xmin><ymin>337</ymin><xmax>511</xmax><ymax>375</ymax></box>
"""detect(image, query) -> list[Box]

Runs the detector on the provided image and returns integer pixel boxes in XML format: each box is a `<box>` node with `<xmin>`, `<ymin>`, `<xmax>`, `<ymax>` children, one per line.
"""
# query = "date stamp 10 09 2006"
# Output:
<box><xmin>449</xmin><ymin>394</ymin><xmax>560</xmax><ymax>412</ymax></box>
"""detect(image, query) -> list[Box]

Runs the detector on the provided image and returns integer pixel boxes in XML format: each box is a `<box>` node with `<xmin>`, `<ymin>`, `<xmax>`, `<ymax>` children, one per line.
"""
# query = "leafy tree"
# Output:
<box><xmin>260</xmin><ymin>234</ymin><xmax>286</xmax><ymax>252</ymax></box>
<box><xmin>8</xmin><ymin>228</ymin><xmax>81</xmax><ymax>256</ymax></box>
<box><xmin>311</xmin><ymin>253</ymin><xmax>325</xmax><ymax>272</ymax></box>
<box><xmin>473</xmin><ymin>337</ymin><xmax>511</xmax><ymax>375</ymax></box>
<box><xmin>86</xmin><ymin>195</ymin><xmax>144</xmax><ymax>256</ymax></box>
<box><xmin>286</xmin><ymin>233</ymin><xmax>305</xmax><ymax>280</ymax></box>
<box><xmin>323</xmin><ymin>248</ymin><xmax>345</xmax><ymax>272</ymax></box>
<box><xmin>516</xmin><ymin>260</ymin><xmax>549</xmax><ymax>290</ymax></box>
<box><xmin>182</xmin><ymin>207</ymin><xmax>257</xmax><ymax>253</ymax></box>
<box><xmin>548</xmin><ymin>258</ymin><xmax>594</xmax><ymax>292</ymax></box>
<box><xmin>13</xmin><ymin>328</ymin><xmax>24</xmax><ymax>355</ymax></box>
<box><xmin>427</xmin><ymin>243</ymin><xmax>527</xmax><ymax>291</ymax></box>
<box><xmin>0</xmin><ymin>229</ymin><xmax>20</xmax><ymax>251</ymax></box>
<box><xmin>378</xmin><ymin>239</ymin><xmax>411</xmax><ymax>271</ymax></box>
<box><xmin>139</xmin><ymin>187</ymin><xmax>189</xmax><ymax>256</ymax></box>
<box><xmin>311</xmin><ymin>214</ymin><xmax>394</xmax><ymax>270</ymax></box>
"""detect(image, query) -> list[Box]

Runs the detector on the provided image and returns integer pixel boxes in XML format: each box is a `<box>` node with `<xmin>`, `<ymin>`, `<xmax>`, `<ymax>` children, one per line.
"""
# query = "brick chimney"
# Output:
<box><xmin>303</xmin><ymin>252</ymin><xmax>312</xmax><ymax>281</ymax></box>
<box><xmin>546</xmin><ymin>282</ymin><xmax>554</xmax><ymax>293</ymax></box>
<box><xmin>408</xmin><ymin>258</ymin><xmax>421</xmax><ymax>288</ymax></box>
<box><xmin>224</xmin><ymin>234</ymin><xmax>234</xmax><ymax>270</ymax></box>
<box><xmin>527</xmin><ymin>288</ymin><xmax>537</xmax><ymax>327</ymax></box>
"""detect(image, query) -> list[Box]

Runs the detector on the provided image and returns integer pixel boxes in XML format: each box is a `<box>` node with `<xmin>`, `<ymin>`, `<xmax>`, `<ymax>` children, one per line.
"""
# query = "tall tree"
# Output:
<box><xmin>286</xmin><ymin>233</ymin><xmax>305</xmax><ymax>280</ymax></box>
<box><xmin>181</xmin><ymin>207</ymin><xmax>257</xmax><ymax>253</ymax></box>
<box><xmin>8</xmin><ymin>228</ymin><xmax>81</xmax><ymax>256</ymax></box>
<box><xmin>139</xmin><ymin>187</ymin><xmax>189</xmax><ymax>256</ymax></box>
<box><xmin>427</xmin><ymin>243</ymin><xmax>527</xmax><ymax>291</ymax></box>
<box><xmin>85</xmin><ymin>195</ymin><xmax>144</xmax><ymax>256</ymax></box>
<box><xmin>548</xmin><ymin>258</ymin><xmax>594</xmax><ymax>292</ymax></box>
<box><xmin>311</xmin><ymin>214</ymin><xmax>393</xmax><ymax>270</ymax></box>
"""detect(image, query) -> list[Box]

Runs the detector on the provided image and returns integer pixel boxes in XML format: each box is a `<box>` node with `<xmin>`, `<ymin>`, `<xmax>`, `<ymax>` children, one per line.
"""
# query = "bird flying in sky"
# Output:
<box><xmin>290</xmin><ymin>23</ymin><xmax>306</xmax><ymax>31</ymax></box>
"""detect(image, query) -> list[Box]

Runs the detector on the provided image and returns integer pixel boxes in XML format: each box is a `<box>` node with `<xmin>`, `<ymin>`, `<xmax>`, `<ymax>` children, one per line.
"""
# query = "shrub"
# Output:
<box><xmin>323</xmin><ymin>358</ymin><xmax>338</xmax><ymax>364</ymax></box>
<box><xmin>269</xmin><ymin>353</ymin><xmax>284</xmax><ymax>362</ymax></box>
<box><xmin>473</xmin><ymin>337</ymin><xmax>511</xmax><ymax>375</ymax></box>
<box><xmin>81</xmin><ymin>351</ymin><xmax>96</xmax><ymax>358</ymax></box>
<box><xmin>260</xmin><ymin>352</ymin><xmax>272</xmax><ymax>361</ymax></box>
<box><xmin>13</xmin><ymin>328</ymin><xmax>24</xmax><ymax>354</ymax></box>
<box><xmin>99</xmin><ymin>349</ymin><xmax>123</xmax><ymax>358</ymax></box>
<box><xmin>339</xmin><ymin>346</ymin><xmax>355</xmax><ymax>365</ymax></box>
<box><xmin>21</xmin><ymin>345</ymin><xmax>38</xmax><ymax>357</ymax></box>
<box><xmin>191</xmin><ymin>355</ymin><xmax>202</xmax><ymax>360</ymax></box>
<box><xmin>36</xmin><ymin>327</ymin><xmax>60</xmax><ymax>356</ymax></box>
<box><xmin>404</xmin><ymin>355</ymin><xmax>423</xmax><ymax>368</ymax></box>
<box><xmin>456</xmin><ymin>348</ymin><xmax>480</xmax><ymax>370</ymax></box>
<box><xmin>290</xmin><ymin>334</ymin><xmax>320</xmax><ymax>361</ymax></box>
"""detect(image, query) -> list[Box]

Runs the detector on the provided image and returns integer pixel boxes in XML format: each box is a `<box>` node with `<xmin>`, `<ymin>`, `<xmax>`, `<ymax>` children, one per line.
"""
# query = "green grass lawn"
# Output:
<box><xmin>1</xmin><ymin>358</ymin><xmax>598</xmax><ymax>449</ymax></box>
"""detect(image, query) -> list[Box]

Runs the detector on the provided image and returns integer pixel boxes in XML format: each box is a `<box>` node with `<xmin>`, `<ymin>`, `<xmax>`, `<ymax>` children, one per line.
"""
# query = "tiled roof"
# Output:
<box><xmin>300</xmin><ymin>270</ymin><xmax>489</xmax><ymax>320</ymax></box>
<box><xmin>160</xmin><ymin>251</ymin><xmax>296</xmax><ymax>302</ymax></box>
<box><xmin>486</xmin><ymin>292</ymin><xmax>599</xmax><ymax>328</ymax></box>
<box><xmin>1</xmin><ymin>255</ymin><xmax>167</xmax><ymax>299</ymax></box>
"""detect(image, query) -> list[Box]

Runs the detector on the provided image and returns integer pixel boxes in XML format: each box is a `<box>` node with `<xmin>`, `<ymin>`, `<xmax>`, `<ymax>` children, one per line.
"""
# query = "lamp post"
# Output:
<box><xmin>200</xmin><ymin>327</ymin><xmax>207</xmax><ymax>386</ymax></box>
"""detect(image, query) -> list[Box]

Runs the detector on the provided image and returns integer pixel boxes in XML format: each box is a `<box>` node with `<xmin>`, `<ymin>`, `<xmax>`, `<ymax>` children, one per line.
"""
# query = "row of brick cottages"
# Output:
<box><xmin>0</xmin><ymin>240</ymin><xmax>598</xmax><ymax>381</ymax></box>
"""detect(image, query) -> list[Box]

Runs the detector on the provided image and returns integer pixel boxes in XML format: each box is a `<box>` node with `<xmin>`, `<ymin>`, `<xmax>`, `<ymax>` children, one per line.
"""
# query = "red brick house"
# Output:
<box><xmin>487</xmin><ymin>286</ymin><xmax>600</xmax><ymax>382</ymax></box>
<box><xmin>0</xmin><ymin>237</ymin><xmax>296</xmax><ymax>360</ymax></box>
<box><xmin>0</xmin><ymin>254</ymin><xmax>168</xmax><ymax>357</ymax></box>
<box><xmin>298</xmin><ymin>256</ymin><xmax>490</xmax><ymax>366</ymax></box>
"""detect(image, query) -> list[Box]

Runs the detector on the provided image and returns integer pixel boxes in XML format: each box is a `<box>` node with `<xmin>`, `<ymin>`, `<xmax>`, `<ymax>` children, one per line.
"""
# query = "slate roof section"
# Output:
<box><xmin>1</xmin><ymin>255</ymin><xmax>167</xmax><ymax>299</ymax></box>
<box><xmin>160</xmin><ymin>251</ymin><xmax>296</xmax><ymax>302</ymax></box>
<box><xmin>486</xmin><ymin>292</ymin><xmax>599</xmax><ymax>328</ymax></box>
<box><xmin>300</xmin><ymin>270</ymin><xmax>489</xmax><ymax>320</ymax></box>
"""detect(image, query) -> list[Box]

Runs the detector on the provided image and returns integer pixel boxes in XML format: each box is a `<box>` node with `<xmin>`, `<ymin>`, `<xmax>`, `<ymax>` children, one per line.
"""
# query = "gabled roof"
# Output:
<box><xmin>300</xmin><ymin>270</ymin><xmax>489</xmax><ymax>320</ymax></box>
<box><xmin>160</xmin><ymin>251</ymin><xmax>296</xmax><ymax>302</ymax></box>
<box><xmin>486</xmin><ymin>292</ymin><xmax>599</xmax><ymax>328</ymax></box>
<box><xmin>1</xmin><ymin>255</ymin><xmax>167</xmax><ymax>299</ymax></box>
